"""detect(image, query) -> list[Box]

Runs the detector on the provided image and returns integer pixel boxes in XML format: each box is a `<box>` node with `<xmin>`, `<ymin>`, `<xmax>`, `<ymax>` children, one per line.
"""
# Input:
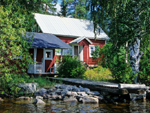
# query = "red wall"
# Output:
<box><xmin>56</xmin><ymin>36</ymin><xmax>106</xmax><ymax>65</ymax></box>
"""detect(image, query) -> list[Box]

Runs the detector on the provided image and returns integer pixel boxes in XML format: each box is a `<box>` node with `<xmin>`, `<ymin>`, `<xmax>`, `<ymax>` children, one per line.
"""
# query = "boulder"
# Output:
<box><xmin>77</xmin><ymin>92</ymin><xmax>88</xmax><ymax>97</ymax></box>
<box><xmin>34</xmin><ymin>88</ymin><xmax>47</xmax><ymax>96</ymax></box>
<box><xmin>87</xmin><ymin>91</ymin><xmax>100</xmax><ymax>96</ymax></box>
<box><xmin>80</xmin><ymin>96</ymin><xmax>99</xmax><ymax>104</ymax></box>
<box><xmin>0</xmin><ymin>97</ymin><xmax>3</xmax><ymax>102</ymax></box>
<box><xmin>72</xmin><ymin>86</ymin><xmax>80</xmax><ymax>92</ymax></box>
<box><xmin>130</xmin><ymin>93</ymin><xmax>146</xmax><ymax>101</ymax></box>
<box><xmin>18</xmin><ymin>83</ymin><xmax>38</xmax><ymax>94</ymax></box>
<box><xmin>92</xmin><ymin>91</ymin><xmax>100</xmax><ymax>96</ymax></box>
<box><xmin>36</xmin><ymin>96</ymin><xmax>43</xmax><ymax>100</ymax></box>
<box><xmin>66</xmin><ymin>91</ymin><xmax>78</xmax><ymax>97</ymax></box>
<box><xmin>17</xmin><ymin>96</ymin><xmax>31</xmax><ymax>100</ymax></box>
<box><xmin>33</xmin><ymin>99</ymin><xmax>46</xmax><ymax>105</ymax></box>
<box><xmin>63</xmin><ymin>96</ymin><xmax>77</xmax><ymax>102</ymax></box>
<box><xmin>51</xmin><ymin>94</ymin><xmax>62</xmax><ymax>100</ymax></box>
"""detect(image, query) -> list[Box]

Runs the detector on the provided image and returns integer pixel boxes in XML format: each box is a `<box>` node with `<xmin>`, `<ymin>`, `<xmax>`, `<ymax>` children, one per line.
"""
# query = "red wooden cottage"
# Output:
<box><xmin>27</xmin><ymin>32</ymin><xmax>71</xmax><ymax>75</ymax></box>
<box><xmin>33</xmin><ymin>13</ymin><xmax>109</xmax><ymax>67</ymax></box>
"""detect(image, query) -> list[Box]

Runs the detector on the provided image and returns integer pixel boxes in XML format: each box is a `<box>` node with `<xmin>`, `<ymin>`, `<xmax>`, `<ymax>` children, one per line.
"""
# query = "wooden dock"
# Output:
<box><xmin>49</xmin><ymin>77</ymin><xmax>148</xmax><ymax>95</ymax></box>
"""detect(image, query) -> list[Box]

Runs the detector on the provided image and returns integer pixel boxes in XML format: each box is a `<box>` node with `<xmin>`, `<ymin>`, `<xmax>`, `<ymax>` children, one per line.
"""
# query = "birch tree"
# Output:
<box><xmin>87</xmin><ymin>0</ymin><xmax>150</xmax><ymax>83</ymax></box>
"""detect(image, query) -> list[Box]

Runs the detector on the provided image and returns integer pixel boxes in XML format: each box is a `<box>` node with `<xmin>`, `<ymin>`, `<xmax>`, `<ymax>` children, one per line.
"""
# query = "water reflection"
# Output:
<box><xmin>0</xmin><ymin>99</ymin><xmax>150</xmax><ymax>113</ymax></box>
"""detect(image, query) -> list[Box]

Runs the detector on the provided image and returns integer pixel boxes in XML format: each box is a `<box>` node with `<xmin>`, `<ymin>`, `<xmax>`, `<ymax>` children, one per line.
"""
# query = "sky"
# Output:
<box><xmin>57</xmin><ymin>0</ymin><xmax>61</xmax><ymax>4</ymax></box>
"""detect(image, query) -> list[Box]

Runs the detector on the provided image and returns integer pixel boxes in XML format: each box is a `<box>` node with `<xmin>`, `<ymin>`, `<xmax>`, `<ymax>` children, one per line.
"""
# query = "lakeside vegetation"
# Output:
<box><xmin>0</xmin><ymin>0</ymin><xmax>150</xmax><ymax>95</ymax></box>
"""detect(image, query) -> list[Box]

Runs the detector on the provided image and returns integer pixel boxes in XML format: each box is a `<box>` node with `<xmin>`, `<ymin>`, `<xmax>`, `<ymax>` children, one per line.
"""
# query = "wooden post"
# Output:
<box><xmin>61</xmin><ymin>49</ymin><xmax>63</xmax><ymax>62</ymax></box>
<box><xmin>87</xmin><ymin>46</ymin><xmax>88</xmax><ymax>65</ymax></box>
<box><xmin>34</xmin><ymin>48</ymin><xmax>37</xmax><ymax>74</ymax></box>
<box><xmin>43</xmin><ymin>48</ymin><xmax>45</xmax><ymax>73</ymax></box>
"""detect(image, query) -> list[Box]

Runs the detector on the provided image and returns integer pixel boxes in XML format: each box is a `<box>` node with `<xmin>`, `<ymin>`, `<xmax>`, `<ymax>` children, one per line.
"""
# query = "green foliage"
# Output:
<box><xmin>60</xmin><ymin>0</ymin><xmax>87</xmax><ymax>19</ymax></box>
<box><xmin>139</xmin><ymin>35</ymin><xmax>150</xmax><ymax>85</ymax></box>
<box><xmin>82</xmin><ymin>66</ymin><xmax>114</xmax><ymax>82</ymax></box>
<box><xmin>94</xmin><ymin>43</ymin><xmax>135</xmax><ymax>83</ymax></box>
<box><xmin>24</xmin><ymin>77</ymin><xmax>56</xmax><ymax>88</ymax></box>
<box><xmin>57</xmin><ymin>56</ymin><xmax>86</xmax><ymax>78</ymax></box>
<box><xmin>87</xmin><ymin>0</ymin><xmax>150</xmax><ymax>83</ymax></box>
<box><xmin>0</xmin><ymin>6</ymin><xmax>33</xmax><ymax>95</ymax></box>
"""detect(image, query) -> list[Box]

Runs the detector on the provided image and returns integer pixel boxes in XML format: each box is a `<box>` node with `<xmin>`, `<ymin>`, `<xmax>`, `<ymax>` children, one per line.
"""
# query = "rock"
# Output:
<box><xmin>66</xmin><ymin>91</ymin><xmax>72</xmax><ymax>96</ymax></box>
<box><xmin>66</xmin><ymin>91</ymin><xmax>78</xmax><ymax>97</ymax></box>
<box><xmin>59</xmin><ymin>85</ymin><xmax>67</xmax><ymax>89</ymax></box>
<box><xmin>72</xmin><ymin>86</ymin><xmax>80</xmax><ymax>92</ymax></box>
<box><xmin>0</xmin><ymin>97</ymin><xmax>4</xmax><ymax>102</ymax></box>
<box><xmin>33</xmin><ymin>99</ymin><xmax>46</xmax><ymax>105</ymax></box>
<box><xmin>137</xmin><ymin>89</ymin><xmax>145</xmax><ymax>94</ymax></box>
<box><xmin>18</xmin><ymin>83</ymin><xmax>38</xmax><ymax>94</ymax></box>
<box><xmin>66</xmin><ymin>85</ymin><xmax>72</xmax><ymax>91</ymax></box>
<box><xmin>84</xmin><ymin>88</ymin><xmax>90</xmax><ymax>92</ymax></box>
<box><xmin>71</xmin><ymin>92</ymin><xmax>78</xmax><ymax>96</ymax></box>
<box><xmin>55</xmin><ymin>90</ymin><xmax>62</xmax><ymax>95</ymax></box>
<box><xmin>79</xmin><ymin>86</ymin><xmax>85</xmax><ymax>91</ymax></box>
<box><xmin>130</xmin><ymin>93</ymin><xmax>146</xmax><ymax>101</ymax></box>
<box><xmin>87</xmin><ymin>91</ymin><xmax>95</xmax><ymax>95</ymax></box>
<box><xmin>17</xmin><ymin>96</ymin><xmax>31</xmax><ymax>100</ymax></box>
<box><xmin>55</xmin><ymin>84</ymin><xmax>61</xmax><ymax>89</ymax></box>
<box><xmin>47</xmin><ymin>89</ymin><xmax>53</xmax><ymax>94</ymax></box>
<box><xmin>77</xmin><ymin>92</ymin><xmax>88</xmax><ymax>97</ymax></box>
<box><xmin>51</xmin><ymin>94</ymin><xmax>62</xmax><ymax>100</ymax></box>
<box><xmin>36</xmin><ymin>96</ymin><xmax>43</xmax><ymax>100</ymax></box>
<box><xmin>63</xmin><ymin>96</ymin><xmax>77</xmax><ymax>102</ymax></box>
<box><xmin>80</xmin><ymin>96</ymin><xmax>99</xmax><ymax>104</ymax></box>
<box><xmin>34</xmin><ymin>88</ymin><xmax>47</xmax><ymax>96</ymax></box>
<box><xmin>43</xmin><ymin>94</ymin><xmax>50</xmax><ymax>99</ymax></box>
<box><xmin>92</xmin><ymin>91</ymin><xmax>100</xmax><ymax>96</ymax></box>
<box><xmin>94</xmin><ymin>95</ymin><xmax>104</xmax><ymax>101</ymax></box>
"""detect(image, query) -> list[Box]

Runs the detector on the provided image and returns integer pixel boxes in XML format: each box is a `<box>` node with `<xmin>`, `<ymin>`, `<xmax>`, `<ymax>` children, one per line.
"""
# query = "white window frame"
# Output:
<box><xmin>45</xmin><ymin>49</ymin><xmax>53</xmax><ymax>60</ymax></box>
<box><xmin>89</xmin><ymin>45</ymin><xmax>96</xmax><ymax>57</ymax></box>
<box><xmin>55</xmin><ymin>48</ymin><xmax>72</xmax><ymax>56</ymax></box>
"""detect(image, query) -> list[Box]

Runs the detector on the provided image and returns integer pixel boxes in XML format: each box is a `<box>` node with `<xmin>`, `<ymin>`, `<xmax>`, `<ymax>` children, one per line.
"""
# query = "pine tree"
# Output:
<box><xmin>60</xmin><ymin>0</ymin><xmax>87</xmax><ymax>19</ymax></box>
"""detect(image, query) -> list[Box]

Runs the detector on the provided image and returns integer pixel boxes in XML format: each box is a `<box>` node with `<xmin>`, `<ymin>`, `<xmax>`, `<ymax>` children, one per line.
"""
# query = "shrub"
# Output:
<box><xmin>82</xmin><ymin>66</ymin><xmax>114</xmax><ymax>82</ymax></box>
<box><xmin>57</xmin><ymin>56</ymin><xmax>86</xmax><ymax>78</ymax></box>
<box><xmin>92</xmin><ymin>43</ymin><xmax>135</xmax><ymax>83</ymax></box>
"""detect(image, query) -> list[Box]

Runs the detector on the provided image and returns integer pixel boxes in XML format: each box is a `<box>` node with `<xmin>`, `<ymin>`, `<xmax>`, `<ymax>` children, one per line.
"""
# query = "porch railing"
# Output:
<box><xmin>28</xmin><ymin>63</ymin><xmax>56</xmax><ymax>74</ymax></box>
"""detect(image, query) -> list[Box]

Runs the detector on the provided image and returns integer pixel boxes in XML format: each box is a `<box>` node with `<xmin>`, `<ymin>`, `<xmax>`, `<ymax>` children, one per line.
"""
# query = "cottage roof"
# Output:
<box><xmin>33</xmin><ymin>13</ymin><xmax>109</xmax><ymax>40</ymax></box>
<box><xmin>26</xmin><ymin>32</ymin><xmax>72</xmax><ymax>49</ymax></box>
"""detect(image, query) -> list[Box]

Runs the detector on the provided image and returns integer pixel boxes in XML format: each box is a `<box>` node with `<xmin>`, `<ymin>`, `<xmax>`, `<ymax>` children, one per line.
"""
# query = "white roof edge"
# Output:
<box><xmin>85</xmin><ymin>38</ymin><xmax>93</xmax><ymax>44</ymax></box>
<box><xmin>70</xmin><ymin>36</ymin><xmax>93</xmax><ymax>44</ymax></box>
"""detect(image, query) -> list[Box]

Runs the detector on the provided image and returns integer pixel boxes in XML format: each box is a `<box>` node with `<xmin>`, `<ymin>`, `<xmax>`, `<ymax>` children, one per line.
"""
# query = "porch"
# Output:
<box><xmin>26</xmin><ymin>32</ymin><xmax>72</xmax><ymax>75</ymax></box>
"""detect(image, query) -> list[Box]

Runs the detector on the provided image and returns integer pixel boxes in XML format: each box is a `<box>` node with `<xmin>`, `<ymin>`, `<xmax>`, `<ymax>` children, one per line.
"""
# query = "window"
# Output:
<box><xmin>89</xmin><ymin>45</ymin><xmax>99</xmax><ymax>57</ymax></box>
<box><xmin>55</xmin><ymin>49</ymin><xmax>72</xmax><ymax>56</ymax></box>
<box><xmin>45</xmin><ymin>50</ymin><xmax>53</xmax><ymax>60</ymax></box>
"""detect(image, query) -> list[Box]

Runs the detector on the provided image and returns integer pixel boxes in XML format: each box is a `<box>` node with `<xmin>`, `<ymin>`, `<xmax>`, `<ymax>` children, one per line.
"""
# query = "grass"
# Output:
<box><xmin>82</xmin><ymin>66</ymin><xmax>115</xmax><ymax>82</ymax></box>
<box><xmin>24</xmin><ymin>76</ymin><xmax>57</xmax><ymax>88</ymax></box>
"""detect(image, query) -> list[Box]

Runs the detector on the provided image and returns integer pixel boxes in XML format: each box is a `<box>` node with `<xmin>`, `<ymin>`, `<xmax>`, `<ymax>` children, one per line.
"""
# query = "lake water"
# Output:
<box><xmin>0</xmin><ymin>99</ymin><xmax>150</xmax><ymax>113</ymax></box>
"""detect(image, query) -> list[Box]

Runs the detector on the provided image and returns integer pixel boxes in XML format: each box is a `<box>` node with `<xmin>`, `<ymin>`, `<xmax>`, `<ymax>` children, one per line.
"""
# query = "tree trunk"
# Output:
<box><xmin>75</xmin><ymin>0</ymin><xmax>77</xmax><ymax>18</ymax></box>
<box><xmin>129</xmin><ymin>39</ymin><xmax>143</xmax><ymax>84</ymax></box>
<box><xmin>129</xmin><ymin>5</ymin><xmax>144</xmax><ymax>84</ymax></box>
<box><xmin>125</xmin><ymin>42</ymin><xmax>128</xmax><ymax>63</ymax></box>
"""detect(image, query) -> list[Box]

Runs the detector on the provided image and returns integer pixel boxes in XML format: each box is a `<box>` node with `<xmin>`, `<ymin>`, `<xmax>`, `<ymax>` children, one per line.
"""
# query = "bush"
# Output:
<box><xmin>57</xmin><ymin>56</ymin><xmax>86</xmax><ymax>78</ymax></box>
<box><xmin>92</xmin><ymin>43</ymin><xmax>135</xmax><ymax>83</ymax></box>
<box><xmin>82</xmin><ymin>66</ymin><xmax>114</xmax><ymax>82</ymax></box>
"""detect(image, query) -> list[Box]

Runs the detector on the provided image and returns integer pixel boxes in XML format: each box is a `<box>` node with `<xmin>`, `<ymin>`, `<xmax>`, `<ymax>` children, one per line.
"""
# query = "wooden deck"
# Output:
<box><xmin>49</xmin><ymin>77</ymin><xmax>148</xmax><ymax>95</ymax></box>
